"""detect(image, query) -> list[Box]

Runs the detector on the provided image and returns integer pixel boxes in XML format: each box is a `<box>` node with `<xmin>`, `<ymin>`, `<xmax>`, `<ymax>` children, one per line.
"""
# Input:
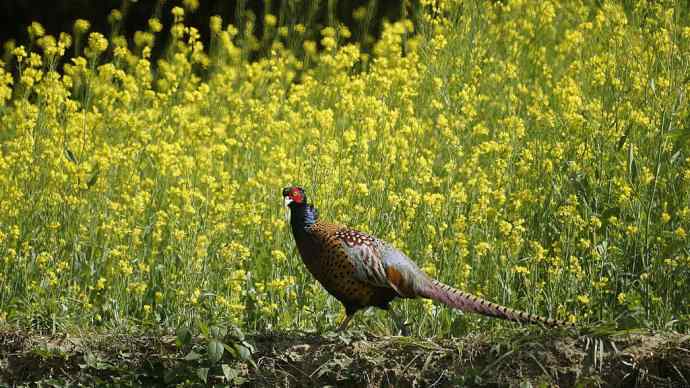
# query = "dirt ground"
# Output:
<box><xmin>1</xmin><ymin>328</ymin><xmax>689</xmax><ymax>387</ymax></box>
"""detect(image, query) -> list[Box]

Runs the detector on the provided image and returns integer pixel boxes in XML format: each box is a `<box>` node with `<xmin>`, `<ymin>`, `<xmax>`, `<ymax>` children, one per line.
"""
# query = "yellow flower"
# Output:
<box><xmin>87</xmin><ymin>32</ymin><xmax>108</xmax><ymax>54</ymax></box>
<box><xmin>210</xmin><ymin>15</ymin><xmax>223</xmax><ymax>34</ymax></box>
<box><xmin>134</xmin><ymin>31</ymin><xmax>154</xmax><ymax>48</ymax></box>
<box><xmin>475</xmin><ymin>242</ymin><xmax>491</xmax><ymax>257</ymax></box>
<box><xmin>321</xmin><ymin>36</ymin><xmax>336</xmax><ymax>50</ymax></box>
<box><xmin>303</xmin><ymin>40</ymin><xmax>317</xmax><ymax>56</ymax></box>
<box><xmin>512</xmin><ymin>265</ymin><xmax>530</xmax><ymax>275</ymax></box>
<box><xmin>172</xmin><ymin>6</ymin><xmax>185</xmax><ymax>19</ymax></box>
<box><xmin>28</xmin><ymin>21</ymin><xmax>45</xmax><ymax>38</ymax></box>
<box><xmin>108</xmin><ymin>9</ymin><xmax>122</xmax><ymax>25</ymax></box>
<box><xmin>265</xmin><ymin>14</ymin><xmax>277</xmax><ymax>28</ymax></box>
<box><xmin>12</xmin><ymin>45</ymin><xmax>27</xmax><ymax>61</ymax></box>
<box><xmin>190</xmin><ymin>288</ymin><xmax>201</xmax><ymax>305</ymax></box>
<box><xmin>73</xmin><ymin>19</ymin><xmax>90</xmax><ymax>35</ymax></box>
<box><xmin>182</xmin><ymin>0</ymin><xmax>199</xmax><ymax>11</ymax></box>
<box><xmin>271</xmin><ymin>250</ymin><xmax>287</xmax><ymax>262</ymax></box>
<box><xmin>353</xmin><ymin>6</ymin><xmax>367</xmax><ymax>21</ymax></box>
<box><xmin>498</xmin><ymin>220</ymin><xmax>512</xmax><ymax>236</ymax></box>
<box><xmin>321</xmin><ymin>26</ymin><xmax>336</xmax><ymax>37</ymax></box>
<box><xmin>590</xmin><ymin>216</ymin><xmax>602</xmax><ymax>229</ymax></box>
<box><xmin>148</xmin><ymin>18</ymin><xmax>163</xmax><ymax>33</ymax></box>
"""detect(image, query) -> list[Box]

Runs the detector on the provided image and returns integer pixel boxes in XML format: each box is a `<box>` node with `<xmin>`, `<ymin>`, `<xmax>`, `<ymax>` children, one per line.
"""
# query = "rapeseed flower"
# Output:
<box><xmin>0</xmin><ymin>0</ymin><xmax>688</xmax><ymax>333</ymax></box>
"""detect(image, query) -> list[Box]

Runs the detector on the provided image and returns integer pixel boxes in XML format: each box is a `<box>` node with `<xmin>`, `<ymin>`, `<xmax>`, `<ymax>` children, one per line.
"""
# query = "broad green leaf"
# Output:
<box><xmin>234</xmin><ymin>343</ymin><xmax>252</xmax><ymax>361</ymax></box>
<box><xmin>208</xmin><ymin>339</ymin><xmax>224</xmax><ymax>363</ymax></box>
<box><xmin>231</xmin><ymin>326</ymin><xmax>245</xmax><ymax>341</ymax></box>
<box><xmin>221</xmin><ymin>364</ymin><xmax>238</xmax><ymax>382</ymax></box>
<box><xmin>176</xmin><ymin>327</ymin><xmax>192</xmax><ymax>348</ymax></box>
<box><xmin>209</xmin><ymin>325</ymin><xmax>227</xmax><ymax>339</ymax></box>
<box><xmin>183</xmin><ymin>351</ymin><xmax>202</xmax><ymax>361</ymax></box>
<box><xmin>197</xmin><ymin>367</ymin><xmax>209</xmax><ymax>383</ymax></box>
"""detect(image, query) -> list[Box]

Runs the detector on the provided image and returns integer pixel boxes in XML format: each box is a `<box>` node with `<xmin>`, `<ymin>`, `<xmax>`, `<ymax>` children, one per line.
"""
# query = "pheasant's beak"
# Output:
<box><xmin>283</xmin><ymin>196</ymin><xmax>292</xmax><ymax>222</ymax></box>
<box><xmin>283</xmin><ymin>196</ymin><xmax>293</xmax><ymax>207</ymax></box>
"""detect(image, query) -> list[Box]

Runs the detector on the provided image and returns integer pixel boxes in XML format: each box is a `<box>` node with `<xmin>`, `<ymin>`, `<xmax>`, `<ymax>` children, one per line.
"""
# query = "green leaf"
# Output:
<box><xmin>230</xmin><ymin>326</ymin><xmax>245</xmax><ymax>341</ymax></box>
<box><xmin>183</xmin><ymin>351</ymin><xmax>202</xmax><ymax>361</ymax></box>
<box><xmin>234</xmin><ymin>343</ymin><xmax>252</xmax><ymax>361</ymax></box>
<box><xmin>221</xmin><ymin>364</ymin><xmax>238</xmax><ymax>382</ymax></box>
<box><xmin>197</xmin><ymin>321</ymin><xmax>209</xmax><ymax>337</ymax></box>
<box><xmin>208</xmin><ymin>339</ymin><xmax>224</xmax><ymax>364</ymax></box>
<box><xmin>87</xmin><ymin>169</ymin><xmax>99</xmax><ymax>188</ymax></box>
<box><xmin>236</xmin><ymin>341</ymin><xmax>257</xmax><ymax>368</ymax></box>
<box><xmin>164</xmin><ymin>368</ymin><xmax>178</xmax><ymax>383</ymax></box>
<box><xmin>670</xmin><ymin>150</ymin><xmax>681</xmax><ymax>164</ymax></box>
<box><xmin>616</xmin><ymin>133</ymin><xmax>627</xmax><ymax>150</ymax></box>
<box><xmin>600</xmin><ymin>207</ymin><xmax>620</xmax><ymax>223</ymax></box>
<box><xmin>84</xmin><ymin>352</ymin><xmax>97</xmax><ymax>368</ymax></box>
<box><xmin>197</xmin><ymin>367</ymin><xmax>209</xmax><ymax>383</ymax></box>
<box><xmin>176</xmin><ymin>326</ymin><xmax>192</xmax><ymax>348</ymax></box>
<box><xmin>669</xmin><ymin>125</ymin><xmax>690</xmax><ymax>151</ymax></box>
<box><xmin>628</xmin><ymin>143</ymin><xmax>637</xmax><ymax>182</ymax></box>
<box><xmin>241</xmin><ymin>340</ymin><xmax>255</xmax><ymax>353</ymax></box>
<box><xmin>64</xmin><ymin>148</ymin><xmax>78</xmax><ymax>163</ymax></box>
<box><xmin>209</xmin><ymin>325</ymin><xmax>227</xmax><ymax>339</ymax></box>
<box><xmin>223</xmin><ymin>342</ymin><xmax>239</xmax><ymax>358</ymax></box>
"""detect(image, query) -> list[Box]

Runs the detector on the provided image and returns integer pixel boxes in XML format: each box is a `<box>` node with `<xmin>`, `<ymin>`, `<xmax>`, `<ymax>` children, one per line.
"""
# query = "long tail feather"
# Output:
<box><xmin>420</xmin><ymin>279</ymin><xmax>573</xmax><ymax>327</ymax></box>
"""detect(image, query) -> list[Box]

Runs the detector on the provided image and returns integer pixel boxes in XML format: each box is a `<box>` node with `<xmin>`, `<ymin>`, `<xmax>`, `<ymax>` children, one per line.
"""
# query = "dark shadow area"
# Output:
<box><xmin>0</xmin><ymin>0</ymin><xmax>404</xmax><ymax>48</ymax></box>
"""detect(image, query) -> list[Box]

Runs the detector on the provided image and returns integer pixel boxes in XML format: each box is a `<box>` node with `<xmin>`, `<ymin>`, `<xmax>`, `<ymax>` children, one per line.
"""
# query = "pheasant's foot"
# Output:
<box><xmin>389</xmin><ymin>307</ymin><xmax>410</xmax><ymax>336</ymax></box>
<box><xmin>336</xmin><ymin>315</ymin><xmax>353</xmax><ymax>332</ymax></box>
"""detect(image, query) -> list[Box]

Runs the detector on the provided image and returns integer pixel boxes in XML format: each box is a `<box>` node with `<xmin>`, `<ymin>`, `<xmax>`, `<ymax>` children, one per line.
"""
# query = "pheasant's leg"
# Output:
<box><xmin>336</xmin><ymin>314</ymin><xmax>353</xmax><ymax>332</ymax></box>
<box><xmin>389</xmin><ymin>306</ymin><xmax>410</xmax><ymax>336</ymax></box>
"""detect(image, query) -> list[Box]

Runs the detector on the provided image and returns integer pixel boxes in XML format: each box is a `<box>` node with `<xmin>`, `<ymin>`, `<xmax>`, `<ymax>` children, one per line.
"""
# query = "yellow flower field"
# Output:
<box><xmin>0</xmin><ymin>0</ymin><xmax>689</xmax><ymax>336</ymax></box>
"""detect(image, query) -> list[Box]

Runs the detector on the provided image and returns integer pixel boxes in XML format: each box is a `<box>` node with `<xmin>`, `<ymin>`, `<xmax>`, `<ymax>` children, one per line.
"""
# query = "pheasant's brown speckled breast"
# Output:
<box><xmin>302</xmin><ymin>222</ymin><xmax>395</xmax><ymax>312</ymax></box>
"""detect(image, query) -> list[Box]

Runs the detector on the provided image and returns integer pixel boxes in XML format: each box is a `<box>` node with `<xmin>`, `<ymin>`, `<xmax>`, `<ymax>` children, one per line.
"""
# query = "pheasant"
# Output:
<box><xmin>282</xmin><ymin>186</ymin><xmax>572</xmax><ymax>331</ymax></box>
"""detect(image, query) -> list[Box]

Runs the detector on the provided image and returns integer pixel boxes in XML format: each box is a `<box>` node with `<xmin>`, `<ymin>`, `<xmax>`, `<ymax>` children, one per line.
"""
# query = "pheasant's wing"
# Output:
<box><xmin>336</xmin><ymin>229</ymin><xmax>428</xmax><ymax>297</ymax></box>
<box><xmin>335</xmin><ymin>229</ymin><xmax>390</xmax><ymax>288</ymax></box>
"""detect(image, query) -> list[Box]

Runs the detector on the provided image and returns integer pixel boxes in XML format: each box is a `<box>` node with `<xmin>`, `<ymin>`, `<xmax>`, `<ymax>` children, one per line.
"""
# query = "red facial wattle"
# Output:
<box><xmin>291</xmin><ymin>189</ymin><xmax>303</xmax><ymax>203</ymax></box>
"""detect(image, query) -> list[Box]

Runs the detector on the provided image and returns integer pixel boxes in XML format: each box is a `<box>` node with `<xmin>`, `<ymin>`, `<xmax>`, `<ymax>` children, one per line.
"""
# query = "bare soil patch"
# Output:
<box><xmin>1</xmin><ymin>328</ymin><xmax>688</xmax><ymax>387</ymax></box>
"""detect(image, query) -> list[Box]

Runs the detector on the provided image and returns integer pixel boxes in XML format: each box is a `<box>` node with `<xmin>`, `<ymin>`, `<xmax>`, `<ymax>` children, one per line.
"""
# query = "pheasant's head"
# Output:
<box><xmin>282</xmin><ymin>186</ymin><xmax>307</xmax><ymax>208</ymax></box>
<box><xmin>283</xmin><ymin>186</ymin><xmax>318</xmax><ymax>227</ymax></box>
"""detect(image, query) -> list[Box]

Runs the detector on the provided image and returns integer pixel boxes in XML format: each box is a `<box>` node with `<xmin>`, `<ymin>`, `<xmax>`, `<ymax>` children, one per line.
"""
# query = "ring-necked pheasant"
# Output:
<box><xmin>283</xmin><ymin>186</ymin><xmax>573</xmax><ymax>331</ymax></box>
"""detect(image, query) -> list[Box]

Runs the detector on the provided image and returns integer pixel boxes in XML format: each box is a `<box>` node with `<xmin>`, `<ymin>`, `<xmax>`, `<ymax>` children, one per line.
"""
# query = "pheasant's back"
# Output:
<box><xmin>300</xmin><ymin>221</ymin><xmax>398</xmax><ymax>312</ymax></box>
